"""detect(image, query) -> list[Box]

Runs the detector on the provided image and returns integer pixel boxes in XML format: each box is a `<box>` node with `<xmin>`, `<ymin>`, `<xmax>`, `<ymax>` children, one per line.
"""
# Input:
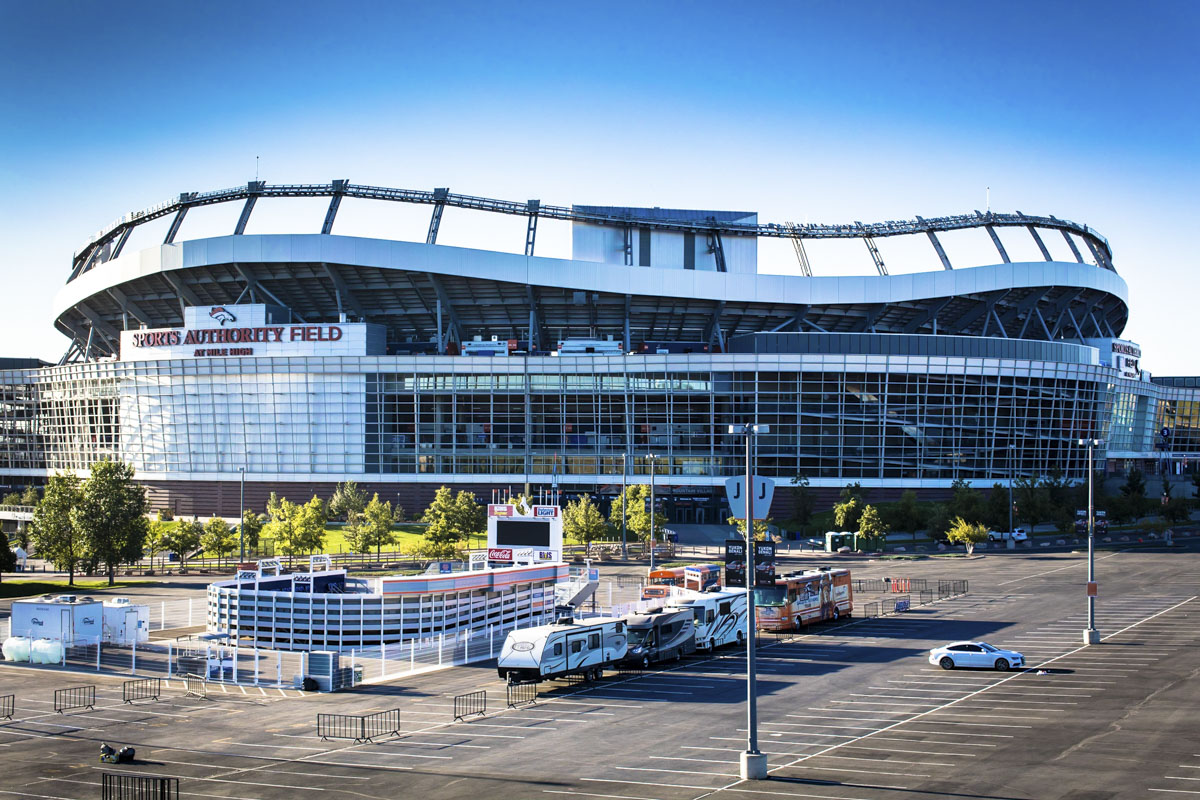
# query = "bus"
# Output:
<box><xmin>754</xmin><ymin>567</ymin><xmax>853</xmax><ymax>631</ymax></box>
<box><xmin>642</xmin><ymin>564</ymin><xmax>722</xmax><ymax>600</ymax></box>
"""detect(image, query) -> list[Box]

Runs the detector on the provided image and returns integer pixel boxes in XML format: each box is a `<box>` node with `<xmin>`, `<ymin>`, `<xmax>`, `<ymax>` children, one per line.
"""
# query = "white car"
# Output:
<box><xmin>929</xmin><ymin>641</ymin><xmax>1025</xmax><ymax>671</ymax></box>
<box><xmin>987</xmin><ymin>528</ymin><xmax>1028</xmax><ymax>542</ymax></box>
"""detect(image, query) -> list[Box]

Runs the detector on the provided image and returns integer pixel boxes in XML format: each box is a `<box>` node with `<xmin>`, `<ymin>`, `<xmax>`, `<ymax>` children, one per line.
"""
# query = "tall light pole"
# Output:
<box><xmin>238</xmin><ymin>466</ymin><xmax>246</xmax><ymax>562</ymax></box>
<box><xmin>620</xmin><ymin>452</ymin><xmax>628</xmax><ymax>560</ymax></box>
<box><xmin>1079</xmin><ymin>438</ymin><xmax>1102</xmax><ymax>644</ymax></box>
<box><xmin>648</xmin><ymin>453</ymin><xmax>656</xmax><ymax>572</ymax></box>
<box><xmin>1008</xmin><ymin>444</ymin><xmax>1016</xmax><ymax>538</ymax></box>
<box><xmin>729</xmin><ymin>422</ymin><xmax>768</xmax><ymax>781</ymax></box>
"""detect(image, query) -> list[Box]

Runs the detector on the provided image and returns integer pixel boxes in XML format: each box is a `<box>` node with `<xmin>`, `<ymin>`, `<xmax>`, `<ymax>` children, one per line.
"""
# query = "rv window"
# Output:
<box><xmin>706</xmin><ymin>610</ymin><xmax>715</xmax><ymax>623</ymax></box>
<box><xmin>718</xmin><ymin>601</ymin><xmax>731</xmax><ymax>616</ymax></box>
<box><xmin>588</xmin><ymin>633</ymin><xmax>600</xmax><ymax>649</ymax></box>
<box><xmin>553</xmin><ymin>643</ymin><xmax>563</xmax><ymax>656</ymax></box>
<box><xmin>615</xmin><ymin>622</ymin><xmax>624</xmax><ymax>633</ymax></box>
<box><xmin>691</xmin><ymin>607</ymin><xmax>705</xmax><ymax>623</ymax></box>
<box><xmin>571</xmin><ymin>641</ymin><xmax>582</xmax><ymax>653</ymax></box>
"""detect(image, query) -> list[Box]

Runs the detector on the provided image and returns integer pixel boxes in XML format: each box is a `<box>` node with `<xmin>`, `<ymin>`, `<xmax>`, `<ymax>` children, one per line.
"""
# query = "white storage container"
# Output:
<box><xmin>9</xmin><ymin>596</ymin><xmax>103</xmax><ymax>644</ymax></box>
<box><xmin>102</xmin><ymin>599</ymin><xmax>150</xmax><ymax>645</ymax></box>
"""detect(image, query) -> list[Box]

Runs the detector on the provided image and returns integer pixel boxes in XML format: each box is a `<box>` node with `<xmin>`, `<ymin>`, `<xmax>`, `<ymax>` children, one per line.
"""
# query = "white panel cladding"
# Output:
<box><xmin>570</xmin><ymin>223</ymin><xmax>758</xmax><ymax>273</ymax></box>
<box><xmin>119</xmin><ymin>365</ymin><xmax>365</xmax><ymax>474</ymax></box>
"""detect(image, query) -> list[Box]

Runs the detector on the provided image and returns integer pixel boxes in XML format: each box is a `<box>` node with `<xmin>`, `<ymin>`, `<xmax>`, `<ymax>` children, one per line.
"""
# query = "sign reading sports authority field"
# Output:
<box><xmin>119</xmin><ymin>303</ymin><xmax>385</xmax><ymax>361</ymax></box>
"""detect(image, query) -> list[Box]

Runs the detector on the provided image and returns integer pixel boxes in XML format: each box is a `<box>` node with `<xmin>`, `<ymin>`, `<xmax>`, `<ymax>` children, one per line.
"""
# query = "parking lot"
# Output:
<box><xmin>0</xmin><ymin>545</ymin><xmax>1197</xmax><ymax>799</ymax></box>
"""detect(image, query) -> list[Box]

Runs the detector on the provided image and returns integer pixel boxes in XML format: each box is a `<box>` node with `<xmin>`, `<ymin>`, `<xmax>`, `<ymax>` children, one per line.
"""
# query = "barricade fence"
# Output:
<box><xmin>183</xmin><ymin>673</ymin><xmax>207</xmax><ymax>699</ymax></box>
<box><xmin>122</xmin><ymin>677</ymin><xmax>160</xmax><ymax>704</ymax></box>
<box><xmin>362</xmin><ymin>709</ymin><xmax>402</xmax><ymax>740</ymax></box>
<box><xmin>938</xmin><ymin>579</ymin><xmax>969</xmax><ymax>598</ymax></box>
<box><xmin>0</xmin><ymin>694</ymin><xmax>12</xmax><ymax>720</ymax></box>
<box><xmin>506</xmin><ymin>681</ymin><xmax>538</xmax><ymax>708</ymax></box>
<box><xmin>54</xmin><ymin>685</ymin><xmax>95</xmax><ymax>713</ymax></box>
<box><xmin>454</xmin><ymin>690</ymin><xmax>487</xmax><ymax>721</ymax></box>
<box><xmin>860</xmin><ymin>601</ymin><xmax>880</xmax><ymax>618</ymax></box>
<box><xmin>317</xmin><ymin>709</ymin><xmax>402</xmax><ymax>742</ymax></box>
<box><xmin>101</xmin><ymin>773</ymin><xmax>180</xmax><ymax>800</ymax></box>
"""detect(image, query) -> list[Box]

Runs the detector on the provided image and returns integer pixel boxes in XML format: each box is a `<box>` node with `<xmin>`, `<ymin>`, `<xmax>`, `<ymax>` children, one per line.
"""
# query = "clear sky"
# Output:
<box><xmin>1</xmin><ymin>0</ymin><xmax>1196</xmax><ymax>371</ymax></box>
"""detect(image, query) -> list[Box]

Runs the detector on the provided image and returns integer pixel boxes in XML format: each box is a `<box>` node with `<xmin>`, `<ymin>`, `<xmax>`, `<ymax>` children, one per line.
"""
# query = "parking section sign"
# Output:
<box><xmin>753</xmin><ymin>541</ymin><xmax>776</xmax><ymax>588</ymax></box>
<box><xmin>725</xmin><ymin>539</ymin><xmax>747</xmax><ymax>587</ymax></box>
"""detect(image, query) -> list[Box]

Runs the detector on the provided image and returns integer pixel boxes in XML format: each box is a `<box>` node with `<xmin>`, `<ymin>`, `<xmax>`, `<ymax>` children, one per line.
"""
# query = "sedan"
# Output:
<box><xmin>929</xmin><ymin>641</ymin><xmax>1025</xmax><ymax>671</ymax></box>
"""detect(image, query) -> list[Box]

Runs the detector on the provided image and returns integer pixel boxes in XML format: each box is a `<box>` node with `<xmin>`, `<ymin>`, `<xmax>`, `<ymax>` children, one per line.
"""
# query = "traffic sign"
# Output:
<box><xmin>1086</xmin><ymin>581</ymin><xmax>1098</xmax><ymax>597</ymax></box>
<box><xmin>725</xmin><ymin>476</ymin><xmax>775</xmax><ymax>520</ymax></box>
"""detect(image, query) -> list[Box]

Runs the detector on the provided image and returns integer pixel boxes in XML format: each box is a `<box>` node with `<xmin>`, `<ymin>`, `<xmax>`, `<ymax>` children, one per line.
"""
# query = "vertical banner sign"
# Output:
<box><xmin>724</xmin><ymin>539</ymin><xmax>747</xmax><ymax>588</ymax></box>
<box><xmin>753</xmin><ymin>541</ymin><xmax>777</xmax><ymax>588</ymax></box>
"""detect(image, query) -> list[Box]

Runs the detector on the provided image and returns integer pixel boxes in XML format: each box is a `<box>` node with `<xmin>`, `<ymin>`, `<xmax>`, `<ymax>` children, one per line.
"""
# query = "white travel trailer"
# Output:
<box><xmin>497</xmin><ymin>617</ymin><xmax>628</xmax><ymax>683</ymax></box>
<box><xmin>668</xmin><ymin>588</ymin><xmax>749</xmax><ymax>651</ymax></box>
<box><xmin>102</xmin><ymin>598</ymin><xmax>150</xmax><ymax>645</ymax></box>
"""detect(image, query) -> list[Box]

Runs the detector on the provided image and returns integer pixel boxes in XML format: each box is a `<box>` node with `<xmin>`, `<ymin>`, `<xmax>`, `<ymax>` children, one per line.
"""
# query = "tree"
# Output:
<box><xmin>949</xmin><ymin>478</ymin><xmax>984</xmax><ymax>524</ymax></box>
<box><xmin>1</xmin><ymin>492</ymin><xmax>20</xmax><ymax>506</ymax></box>
<box><xmin>266</xmin><ymin>498</ymin><xmax>303</xmax><ymax>556</ymax></box>
<box><xmin>173</xmin><ymin>518</ymin><xmax>204</xmax><ymax>568</ymax></box>
<box><xmin>726</xmin><ymin>515</ymin><xmax>773</xmax><ymax>539</ymax></box>
<box><xmin>1191</xmin><ymin>470</ymin><xmax>1200</xmax><ymax>508</ymax></box>
<box><xmin>945</xmin><ymin>516</ymin><xmax>989</xmax><ymax>555</ymax></box>
<box><xmin>0</xmin><ymin>536</ymin><xmax>15</xmax><ymax>577</ymax></box>
<box><xmin>20</xmin><ymin>487</ymin><xmax>39</xmax><ymax>506</ymax></box>
<box><xmin>833</xmin><ymin>497</ymin><xmax>861</xmax><ymax>532</ymax></box>
<box><xmin>564</xmin><ymin>496</ymin><xmax>609</xmax><ymax>547</ymax></box>
<box><xmin>70</xmin><ymin>460</ymin><xmax>149</xmax><ymax>585</ymax></box>
<box><xmin>453</xmin><ymin>491</ymin><xmax>486</xmax><ymax>547</ymax></box>
<box><xmin>886</xmin><ymin>490</ymin><xmax>926</xmax><ymax>542</ymax></box>
<box><xmin>926</xmin><ymin>502</ymin><xmax>952</xmax><ymax>540</ymax></box>
<box><xmin>240</xmin><ymin>509</ymin><xmax>265</xmax><ymax>555</ymax></box>
<box><xmin>30</xmin><ymin>473</ymin><xmax>84</xmax><ymax>585</ymax></box>
<box><xmin>417</xmin><ymin>486</ymin><xmax>468</xmax><ymax>561</ymax></box>
<box><xmin>983</xmin><ymin>483</ymin><xmax>1012</xmax><ymax>532</ymax></box>
<box><xmin>362</xmin><ymin>494</ymin><xmax>398</xmax><ymax>559</ymax></box>
<box><xmin>1014</xmin><ymin>476</ymin><xmax>1047</xmax><ymax>530</ymax></box>
<box><xmin>146</xmin><ymin>519</ymin><xmax>170</xmax><ymax>572</ymax></box>
<box><xmin>1161</xmin><ymin>496</ymin><xmax>1191</xmax><ymax>524</ymax></box>
<box><xmin>839</xmin><ymin>482</ymin><xmax>864</xmax><ymax>505</ymax></box>
<box><xmin>788</xmin><ymin>475</ymin><xmax>815</xmax><ymax>535</ymax></box>
<box><xmin>329</xmin><ymin>480</ymin><xmax>368</xmax><ymax>521</ymax></box>
<box><xmin>293</xmin><ymin>496</ymin><xmax>328</xmax><ymax>555</ymax></box>
<box><xmin>202</xmin><ymin>517</ymin><xmax>237</xmax><ymax>567</ymax></box>
<box><xmin>607</xmin><ymin>484</ymin><xmax>665</xmax><ymax>546</ymax></box>
<box><xmin>857</xmin><ymin>504</ymin><xmax>888</xmax><ymax>551</ymax></box>
<box><xmin>1120</xmin><ymin>467</ymin><xmax>1149</xmax><ymax>520</ymax></box>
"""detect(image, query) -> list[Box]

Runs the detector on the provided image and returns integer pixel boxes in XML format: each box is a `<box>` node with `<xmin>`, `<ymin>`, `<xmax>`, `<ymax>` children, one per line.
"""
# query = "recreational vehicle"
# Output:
<box><xmin>497</xmin><ymin>617</ymin><xmax>628</xmax><ymax>683</ymax></box>
<box><xmin>621</xmin><ymin>608</ymin><xmax>696</xmax><ymax>667</ymax></box>
<box><xmin>668</xmin><ymin>587</ymin><xmax>749</xmax><ymax>651</ymax></box>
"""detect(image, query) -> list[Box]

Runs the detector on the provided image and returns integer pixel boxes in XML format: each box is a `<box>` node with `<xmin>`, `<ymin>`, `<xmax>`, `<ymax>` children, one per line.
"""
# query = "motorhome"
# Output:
<box><xmin>497</xmin><ymin>617</ymin><xmax>628</xmax><ymax>683</ymax></box>
<box><xmin>755</xmin><ymin>567</ymin><xmax>853</xmax><ymax>632</ymax></box>
<box><xmin>621</xmin><ymin>607</ymin><xmax>696</xmax><ymax>667</ymax></box>
<box><xmin>668</xmin><ymin>587</ymin><xmax>748</xmax><ymax>651</ymax></box>
<box><xmin>642</xmin><ymin>563</ymin><xmax>722</xmax><ymax>601</ymax></box>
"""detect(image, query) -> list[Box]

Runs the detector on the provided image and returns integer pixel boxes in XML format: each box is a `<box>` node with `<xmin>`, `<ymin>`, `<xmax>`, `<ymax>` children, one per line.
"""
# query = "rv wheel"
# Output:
<box><xmin>832</xmin><ymin>608</ymin><xmax>840</xmax><ymax>621</ymax></box>
<box><xmin>736</xmin><ymin>630</ymin><xmax>745</xmax><ymax>647</ymax></box>
<box><xmin>641</xmin><ymin>655</ymin><xmax>650</xmax><ymax>668</ymax></box>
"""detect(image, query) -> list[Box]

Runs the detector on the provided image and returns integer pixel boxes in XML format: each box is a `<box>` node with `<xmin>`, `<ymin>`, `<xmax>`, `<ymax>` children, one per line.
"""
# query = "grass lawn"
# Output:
<box><xmin>188</xmin><ymin>522</ymin><xmax>487</xmax><ymax>559</ymax></box>
<box><xmin>0</xmin><ymin>579</ymin><xmax>160</xmax><ymax>599</ymax></box>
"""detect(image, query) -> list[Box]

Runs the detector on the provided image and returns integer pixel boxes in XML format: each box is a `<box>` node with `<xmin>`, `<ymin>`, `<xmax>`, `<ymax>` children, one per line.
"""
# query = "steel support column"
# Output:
<box><xmin>321</xmin><ymin>180</ymin><xmax>348</xmax><ymax>235</ymax></box>
<box><xmin>322</xmin><ymin>263</ymin><xmax>365</xmax><ymax>318</ymax></box>
<box><xmin>426</xmin><ymin>188</ymin><xmax>448</xmax><ymax>244</ymax></box>
<box><xmin>984</xmin><ymin>224</ymin><xmax>1011</xmax><ymax>263</ymax></box>
<box><xmin>524</xmin><ymin>200</ymin><xmax>540</xmax><ymax>256</ymax></box>
<box><xmin>917</xmin><ymin>217</ymin><xmax>953</xmax><ymax>270</ymax></box>
<box><xmin>1060</xmin><ymin>229</ymin><xmax>1085</xmax><ymax>263</ymax></box>
<box><xmin>1025</xmin><ymin>224</ymin><xmax>1053</xmax><ymax>261</ymax></box>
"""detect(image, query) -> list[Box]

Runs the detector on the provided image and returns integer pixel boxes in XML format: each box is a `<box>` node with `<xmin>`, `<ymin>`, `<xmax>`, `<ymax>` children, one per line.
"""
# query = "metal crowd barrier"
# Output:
<box><xmin>453</xmin><ymin>690</ymin><xmax>487</xmax><ymax>721</ymax></box>
<box><xmin>506</xmin><ymin>681</ymin><xmax>538</xmax><ymax>708</ymax></box>
<box><xmin>0</xmin><ymin>694</ymin><xmax>12</xmax><ymax>720</ymax></box>
<box><xmin>183</xmin><ymin>673</ymin><xmax>207</xmax><ymax>699</ymax></box>
<box><xmin>123</xmin><ymin>678</ymin><xmax>161</xmax><ymax>704</ymax></box>
<box><xmin>54</xmin><ymin>685</ymin><xmax>95</xmax><ymax>713</ymax></box>
<box><xmin>317</xmin><ymin>709</ymin><xmax>402</xmax><ymax>742</ymax></box>
<box><xmin>860</xmin><ymin>601</ymin><xmax>880</xmax><ymax>618</ymax></box>
<box><xmin>938</xmin><ymin>579</ymin><xmax>969</xmax><ymax>598</ymax></box>
<box><xmin>101</xmin><ymin>773</ymin><xmax>179</xmax><ymax>800</ymax></box>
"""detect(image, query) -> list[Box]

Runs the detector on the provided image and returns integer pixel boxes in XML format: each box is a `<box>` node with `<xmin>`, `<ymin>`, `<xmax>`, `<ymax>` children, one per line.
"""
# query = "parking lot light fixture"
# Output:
<box><xmin>1077</xmin><ymin>438</ymin><xmax>1102</xmax><ymax>644</ymax></box>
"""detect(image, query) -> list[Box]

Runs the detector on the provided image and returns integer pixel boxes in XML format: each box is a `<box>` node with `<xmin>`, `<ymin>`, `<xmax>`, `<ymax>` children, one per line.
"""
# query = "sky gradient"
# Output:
<box><xmin>2</xmin><ymin>0</ymin><xmax>1197</xmax><ymax>371</ymax></box>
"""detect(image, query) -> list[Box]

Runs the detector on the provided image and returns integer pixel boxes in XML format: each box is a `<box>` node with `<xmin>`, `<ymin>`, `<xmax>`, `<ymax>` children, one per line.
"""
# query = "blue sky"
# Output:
<box><xmin>1</xmin><ymin>0</ymin><xmax>1197</xmax><ymax>370</ymax></box>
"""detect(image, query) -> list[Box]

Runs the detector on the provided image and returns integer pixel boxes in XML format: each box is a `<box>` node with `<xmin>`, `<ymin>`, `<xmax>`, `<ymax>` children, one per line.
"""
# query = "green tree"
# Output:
<box><xmin>983</xmin><ymin>483</ymin><xmax>1012</xmax><ymax>532</ymax></box>
<box><xmin>949</xmin><ymin>478</ymin><xmax>984</xmax><ymax>524</ymax></box>
<box><xmin>926</xmin><ymin>502</ymin><xmax>952</xmax><ymax>541</ymax></box>
<box><xmin>146</xmin><ymin>519</ymin><xmax>173</xmax><ymax>572</ymax></box>
<box><xmin>294</xmin><ymin>496</ymin><xmax>328</xmax><ymax>555</ymax></box>
<box><xmin>19</xmin><ymin>487</ymin><xmax>39</xmax><ymax>506</ymax></box>
<box><xmin>362</xmin><ymin>494</ymin><xmax>398</xmax><ymax>559</ymax></box>
<box><xmin>173</xmin><ymin>518</ymin><xmax>204</xmax><ymax>568</ymax></box>
<box><xmin>1161</xmin><ymin>496</ymin><xmax>1191</xmax><ymax>524</ymax></box>
<box><xmin>886</xmin><ymin>490</ymin><xmax>926</xmax><ymax>543</ymax></box>
<box><xmin>30</xmin><ymin>473</ymin><xmax>84</xmax><ymax>585</ymax></box>
<box><xmin>1014</xmin><ymin>476</ymin><xmax>1047</xmax><ymax>530</ymax></box>
<box><xmin>0</xmin><ymin>536</ymin><xmax>16</xmax><ymax>577</ymax></box>
<box><xmin>1</xmin><ymin>492</ymin><xmax>20</xmax><ymax>506</ymax></box>
<box><xmin>266</xmin><ymin>498</ymin><xmax>304</xmax><ymax>556</ymax></box>
<box><xmin>1120</xmin><ymin>467</ymin><xmax>1149</xmax><ymax>520</ymax></box>
<box><xmin>857</xmin><ymin>504</ymin><xmax>888</xmax><ymax>550</ymax></box>
<box><xmin>453</xmin><ymin>491</ymin><xmax>486</xmax><ymax>546</ymax></box>
<box><xmin>833</xmin><ymin>497</ymin><xmax>861</xmax><ymax>532</ymax></box>
<box><xmin>202</xmin><ymin>517</ymin><xmax>237</xmax><ymax>567</ymax></box>
<box><xmin>70</xmin><ymin>460</ymin><xmax>149</xmax><ymax>586</ymax></box>
<box><xmin>416</xmin><ymin>486</ymin><xmax>469</xmax><ymax>561</ymax></box>
<box><xmin>726</xmin><ymin>516</ymin><xmax>774</xmax><ymax>539</ymax></box>
<box><xmin>788</xmin><ymin>475</ymin><xmax>816</xmax><ymax>535</ymax></box>
<box><xmin>240</xmin><ymin>509</ymin><xmax>265</xmax><ymax>555</ymax></box>
<box><xmin>1190</xmin><ymin>470</ymin><xmax>1200</xmax><ymax>508</ymax></box>
<box><xmin>607</xmin><ymin>484</ymin><xmax>665</xmax><ymax>545</ymax></box>
<box><xmin>945</xmin><ymin>516</ymin><xmax>989</xmax><ymax>555</ymax></box>
<box><xmin>329</xmin><ymin>480</ymin><xmax>368</xmax><ymax>521</ymax></box>
<box><xmin>564</xmin><ymin>496</ymin><xmax>609</xmax><ymax>547</ymax></box>
<box><xmin>839</xmin><ymin>482</ymin><xmax>864</xmax><ymax>505</ymax></box>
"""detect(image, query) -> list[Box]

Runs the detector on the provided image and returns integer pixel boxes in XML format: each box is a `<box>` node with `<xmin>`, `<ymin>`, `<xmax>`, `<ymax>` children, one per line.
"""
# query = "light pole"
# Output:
<box><xmin>238</xmin><ymin>466</ymin><xmax>246</xmax><ymax>562</ymax></box>
<box><xmin>729</xmin><ymin>422</ymin><xmax>768</xmax><ymax>781</ymax></box>
<box><xmin>648</xmin><ymin>454</ymin><xmax>656</xmax><ymax>572</ymax></box>
<box><xmin>1008</xmin><ymin>444</ymin><xmax>1016</xmax><ymax>540</ymax></box>
<box><xmin>620</xmin><ymin>453</ymin><xmax>628</xmax><ymax>560</ymax></box>
<box><xmin>1078</xmin><ymin>438</ymin><xmax>1102</xmax><ymax>644</ymax></box>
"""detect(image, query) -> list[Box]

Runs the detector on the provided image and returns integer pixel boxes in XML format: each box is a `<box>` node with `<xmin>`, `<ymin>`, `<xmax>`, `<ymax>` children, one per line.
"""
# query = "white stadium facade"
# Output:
<box><xmin>2</xmin><ymin>180</ymin><xmax>1198</xmax><ymax>520</ymax></box>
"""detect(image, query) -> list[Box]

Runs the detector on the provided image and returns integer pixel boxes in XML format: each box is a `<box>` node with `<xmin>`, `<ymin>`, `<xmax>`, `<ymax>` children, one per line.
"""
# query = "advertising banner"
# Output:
<box><xmin>487</xmin><ymin>548</ymin><xmax>513</xmax><ymax>561</ymax></box>
<box><xmin>724</xmin><ymin>539</ymin><xmax>747</xmax><ymax>587</ymax></box>
<box><xmin>753</xmin><ymin>541</ymin><xmax>777</xmax><ymax>588</ymax></box>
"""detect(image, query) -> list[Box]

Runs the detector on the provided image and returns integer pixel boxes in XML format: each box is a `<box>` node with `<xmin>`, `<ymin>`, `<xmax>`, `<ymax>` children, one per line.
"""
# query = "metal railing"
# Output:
<box><xmin>54</xmin><ymin>685</ymin><xmax>95</xmax><ymax>713</ymax></box>
<box><xmin>506</xmin><ymin>681</ymin><xmax>538</xmax><ymax>708</ymax></box>
<box><xmin>101</xmin><ymin>773</ymin><xmax>180</xmax><ymax>800</ymax></box>
<box><xmin>0</xmin><ymin>695</ymin><xmax>12</xmax><ymax>720</ymax></box>
<box><xmin>938</xmin><ymin>579</ymin><xmax>969</xmax><ymax>598</ymax></box>
<box><xmin>183</xmin><ymin>673</ymin><xmax>207</xmax><ymax>699</ymax></box>
<box><xmin>453</xmin><ymin>690</ymin><xmax>487</xmax><ymax>721</ymax></box>
<box><xmin>317</xmin><ymin>709</ymin><xmax>402</xmax><ymax>743</ymax></box>
<box><xmin>854</xmin><ymin>577</ymin><xmax>929</xmax><ymax>593</ymax></box>
<box><xmin>122</xmin><ymin>678</ymin><xmax>161</xmax><ymax>704</ymax></box>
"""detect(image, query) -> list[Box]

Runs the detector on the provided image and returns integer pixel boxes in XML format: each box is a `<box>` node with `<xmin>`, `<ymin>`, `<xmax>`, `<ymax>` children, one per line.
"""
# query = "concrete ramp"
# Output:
<box><xmin>555</xmin><ymin>577</ymin><xmax>598</xmax><ymax>608</ymax></box>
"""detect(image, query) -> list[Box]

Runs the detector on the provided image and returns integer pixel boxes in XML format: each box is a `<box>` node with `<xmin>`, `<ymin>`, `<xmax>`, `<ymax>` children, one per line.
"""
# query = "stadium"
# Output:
<box><xmin>1</xmin><ymin>180</ymin><xmax>1197</xmax><ymax>521</ymax></box>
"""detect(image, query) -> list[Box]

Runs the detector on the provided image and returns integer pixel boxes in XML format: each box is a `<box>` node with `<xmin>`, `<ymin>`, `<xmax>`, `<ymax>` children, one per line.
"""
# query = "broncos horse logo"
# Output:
<box><xmin>209</xmin><ymin>306</ymin><xmax>237</xmax><ymax>326</ymax></box>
